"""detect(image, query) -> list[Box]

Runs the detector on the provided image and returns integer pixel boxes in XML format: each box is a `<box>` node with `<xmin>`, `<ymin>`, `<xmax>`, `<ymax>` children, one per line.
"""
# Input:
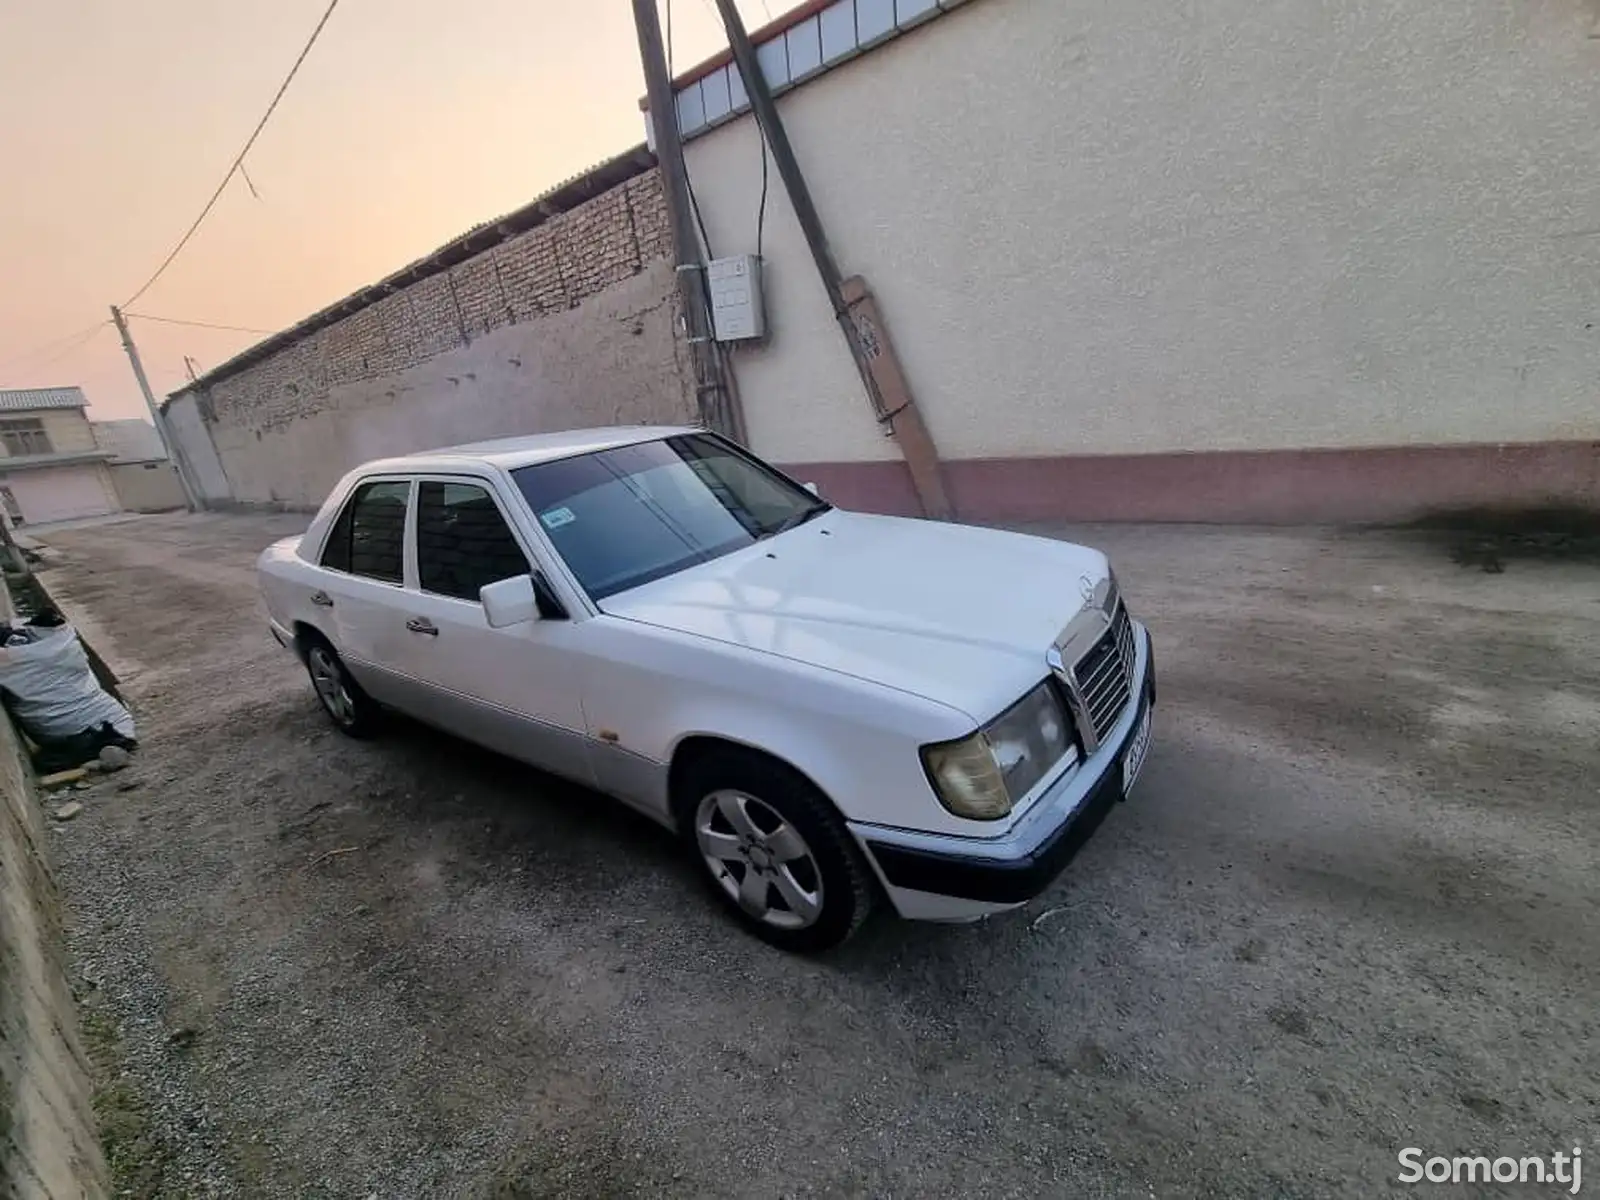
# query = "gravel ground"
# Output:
<box><xmin>30</xmin><ymin>510</ymin><xmax>1600</xmax><ymax>1198</ymax></box>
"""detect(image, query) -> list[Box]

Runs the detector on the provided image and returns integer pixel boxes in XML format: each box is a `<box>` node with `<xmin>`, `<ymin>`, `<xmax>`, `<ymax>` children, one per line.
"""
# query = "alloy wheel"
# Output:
<box><xmin>695</xmin><ymin>789</ymin><xmax>825</xmax><ymax>930</ymax></box>
<box><xmin>307</xmin><ymin>646</ymin><xmax>355</xmax><ymax>726</ymax></box>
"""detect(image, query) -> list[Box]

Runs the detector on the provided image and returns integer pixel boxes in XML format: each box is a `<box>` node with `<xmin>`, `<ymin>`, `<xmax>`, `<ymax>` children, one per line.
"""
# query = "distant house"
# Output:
<box><xmin>90</xmin><ymin>417</ymin><xmax>187</xmax><ymax>513</ymax></box>
<box><xmin>0</xmin><ymin>388</ymin><xmax>121</xmax><ymax>526</ymax></box>
<box><xmin>90</xmin><ymin>418</ymin><xmax>167</xmax><ymax>465</ymax></box>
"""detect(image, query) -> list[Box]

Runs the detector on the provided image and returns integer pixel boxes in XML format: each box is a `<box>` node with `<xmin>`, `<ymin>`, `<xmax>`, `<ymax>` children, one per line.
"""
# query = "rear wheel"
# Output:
<box><xmin>303</xmin><ymin>639</ymin><xmax>382</xmax><ymax>738</ymax></box>
<box><xmin>680</xmin><ymin>749</ymin><xmax>873</xmax><ymax>953</ymax></box>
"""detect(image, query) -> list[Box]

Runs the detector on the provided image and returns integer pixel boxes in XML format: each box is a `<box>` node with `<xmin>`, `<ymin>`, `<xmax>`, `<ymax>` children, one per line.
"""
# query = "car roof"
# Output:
<box><xmin>360</xmin><ymin>425</ymin><xmax>698</xmax><ymax>474</ymax></box>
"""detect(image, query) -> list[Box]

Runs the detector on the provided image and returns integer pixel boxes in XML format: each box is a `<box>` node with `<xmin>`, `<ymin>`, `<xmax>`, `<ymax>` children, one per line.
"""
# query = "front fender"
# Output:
<box><xmin>583</xmin><ymin>619</ymin><xmax>1001</xmax><ymax>838</ymax></box>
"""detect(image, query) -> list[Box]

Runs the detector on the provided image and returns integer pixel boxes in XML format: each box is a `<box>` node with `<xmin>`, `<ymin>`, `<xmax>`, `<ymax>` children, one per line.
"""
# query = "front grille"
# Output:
<box><xmin>1073</xmin><ymin>603</ymin><xmax>1135</xmax><ymax>746</ymax></box>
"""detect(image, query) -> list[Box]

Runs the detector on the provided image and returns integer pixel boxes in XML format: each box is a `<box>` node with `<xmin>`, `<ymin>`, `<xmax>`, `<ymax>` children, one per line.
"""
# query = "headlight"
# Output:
<box><xmin>922</xmin><ymin>732</ymin><xmax>1010</xmax><ymax>820</ymax></box>
<box><xmin>922</xmin><ymin>681</ymin><xmax>1076</xmax><ymax>820</ymax></box>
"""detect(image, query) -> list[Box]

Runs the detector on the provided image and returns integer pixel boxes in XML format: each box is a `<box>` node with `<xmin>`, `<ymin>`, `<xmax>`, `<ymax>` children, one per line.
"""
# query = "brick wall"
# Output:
<box><xmin>174</xmin><ymin>168</ymin><xmax>693</xmax><ymax>508</ymax></box>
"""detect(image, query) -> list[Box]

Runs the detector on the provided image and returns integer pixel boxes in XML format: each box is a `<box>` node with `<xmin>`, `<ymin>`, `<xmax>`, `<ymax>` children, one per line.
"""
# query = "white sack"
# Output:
<box><xmin>0</xmin><ymin>624</ymin><xmax>135</xmax><ymax>741</ymax></box>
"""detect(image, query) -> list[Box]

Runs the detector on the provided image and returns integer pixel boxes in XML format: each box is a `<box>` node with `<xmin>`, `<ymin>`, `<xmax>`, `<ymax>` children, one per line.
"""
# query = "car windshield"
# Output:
<box><xmin>511</xmin><ymin>433</ymin><xmax>828</xmax><ymax>601</ymax></box>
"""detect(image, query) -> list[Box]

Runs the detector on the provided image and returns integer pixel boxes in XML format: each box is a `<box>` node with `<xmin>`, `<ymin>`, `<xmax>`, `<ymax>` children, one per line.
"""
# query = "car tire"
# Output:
<box><xmin>301</xmin><ymin>636</ymin><xmax>382</xmax><ymax>739</ymax></box>
<box><xmin>679</xmin><ymin>748</ymin><xmax>874</xmax><ymax>953</ymax></box>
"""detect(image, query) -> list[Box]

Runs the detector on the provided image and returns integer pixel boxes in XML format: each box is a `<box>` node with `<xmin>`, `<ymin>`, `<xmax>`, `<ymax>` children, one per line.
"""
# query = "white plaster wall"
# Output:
<box><xmin>683</xmin><ymin>0</ymin><xmax>1600</xmax><ymax>462</ymax></box>
<box><xmin>164</xmin><ymin>395</ymin><xmax>232</xmax><ymax>504</ymax></box>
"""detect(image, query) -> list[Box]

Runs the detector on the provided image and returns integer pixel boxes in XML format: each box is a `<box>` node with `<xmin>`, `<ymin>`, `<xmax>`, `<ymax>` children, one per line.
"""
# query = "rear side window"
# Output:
<box><xmin>416</xmin><ymin>482</ymin><xmax>529</xmax><ymax>601</ymax></box>
<box><xmin>319</xmin><ymin>498</ymin><xmax>355</xmax><ymax>572</ymax></box>
<box><xmin>321</xmin><ymin>480</ymin><xmax>409</xmax><ymax>583</ymax></box>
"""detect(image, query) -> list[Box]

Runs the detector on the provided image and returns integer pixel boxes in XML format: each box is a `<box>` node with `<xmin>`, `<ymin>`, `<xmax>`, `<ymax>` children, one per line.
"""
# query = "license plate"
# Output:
<box><xmin>1122</xmin><ymin>702</ymin><xmax>1152</xmax><ymax>794</ymax></box>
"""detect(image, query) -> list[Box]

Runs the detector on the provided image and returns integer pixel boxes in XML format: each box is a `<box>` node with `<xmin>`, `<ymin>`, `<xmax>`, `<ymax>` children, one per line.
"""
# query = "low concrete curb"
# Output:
<box><xmin>0</xmin><ymin>573</ymin><xmax>110</xmax><ymax>1199</ymax></box>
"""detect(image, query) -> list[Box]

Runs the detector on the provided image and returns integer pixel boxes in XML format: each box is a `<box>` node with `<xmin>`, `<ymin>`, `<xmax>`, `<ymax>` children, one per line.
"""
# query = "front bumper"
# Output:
<box><xmin>851</xmin><ymin>622</ymin><xmax>1155</xmax><ymax>921</ymax></box>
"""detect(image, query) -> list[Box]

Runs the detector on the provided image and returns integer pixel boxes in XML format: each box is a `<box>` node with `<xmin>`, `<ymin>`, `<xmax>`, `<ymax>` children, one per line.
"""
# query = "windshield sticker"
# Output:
<box><xmin>539</xmin><ymin>506</ymin><xmax>576</xmax><ymax>530</ymax></box>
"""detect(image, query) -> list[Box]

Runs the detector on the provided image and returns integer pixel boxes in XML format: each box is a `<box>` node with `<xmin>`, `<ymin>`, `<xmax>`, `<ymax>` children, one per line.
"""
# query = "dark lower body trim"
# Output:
<box><xmin>866</xmin><ymin>684</ymin><xmax>1151</xmax><ymax>905</ymax></box>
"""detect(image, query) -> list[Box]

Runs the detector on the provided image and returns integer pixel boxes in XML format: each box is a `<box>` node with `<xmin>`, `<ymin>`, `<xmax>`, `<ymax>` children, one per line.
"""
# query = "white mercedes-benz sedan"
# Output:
<box><xmin>257</xmin><ymin>426</ymin><xmax>1155</xmax><ymax>951</ymax></box>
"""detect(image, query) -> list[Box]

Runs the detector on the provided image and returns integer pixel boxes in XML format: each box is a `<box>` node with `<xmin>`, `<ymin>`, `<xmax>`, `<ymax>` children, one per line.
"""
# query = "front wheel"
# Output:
<box><xmin>304</xmin><ymin>640</ymin><xmax>382</xmax><ymax>738</ymax></box>
<box><xmin>682</xmin><ymin>750</ymin><xmax>874</xmax><ymax>953</ymax></box>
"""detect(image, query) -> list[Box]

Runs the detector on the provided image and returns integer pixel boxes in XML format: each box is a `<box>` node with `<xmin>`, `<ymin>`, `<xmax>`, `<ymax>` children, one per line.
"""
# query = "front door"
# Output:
<box><xmin>388</xmin><ymin>476</ymin><xmax>596</xmax><ymax>786</ymax></box>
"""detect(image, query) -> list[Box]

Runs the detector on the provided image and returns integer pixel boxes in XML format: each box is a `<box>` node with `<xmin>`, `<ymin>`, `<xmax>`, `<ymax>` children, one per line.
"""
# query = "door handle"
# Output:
<box><xmin>405</xmin><ymin>617</ymin><xmax>439</xmax><ymax>637</ymax></box>
<box><xmin>310</xmin><ymin>590</ymin><xmax>334</xmax><ymax>608</ymax></box>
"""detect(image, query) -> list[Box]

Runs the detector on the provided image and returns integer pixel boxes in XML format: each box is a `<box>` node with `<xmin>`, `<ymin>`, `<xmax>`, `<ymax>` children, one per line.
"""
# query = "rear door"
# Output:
<box><xmin>313</xmin><ymin>476</ymin><xmax>419</xmax><ymax>709</ymax></box>
<box><xmin>390</xmin><ymin>474</ymin><xmax>597</xmax><ymax>785</ymax></box>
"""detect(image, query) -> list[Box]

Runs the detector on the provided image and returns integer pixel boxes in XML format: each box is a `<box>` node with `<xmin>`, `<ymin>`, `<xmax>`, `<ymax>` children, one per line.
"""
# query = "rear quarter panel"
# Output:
<box><xmin>257</xmin><ymin>537</ymin><xmax>335</xmax><ymax>653</ymax></box>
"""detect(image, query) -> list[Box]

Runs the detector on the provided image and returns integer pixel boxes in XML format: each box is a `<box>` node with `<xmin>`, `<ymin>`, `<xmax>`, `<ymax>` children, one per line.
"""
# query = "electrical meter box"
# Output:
<box><xmin>706</xmin><ymin>255</ymin><xmax>766</xmax><ymax>343</ymax></box>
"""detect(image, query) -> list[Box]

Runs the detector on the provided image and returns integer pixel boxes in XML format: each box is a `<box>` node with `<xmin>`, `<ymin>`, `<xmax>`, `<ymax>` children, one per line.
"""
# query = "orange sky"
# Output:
<box><xmin>0</xmin><ymin>0</ymin><xmax>767</xmax><ymax>421</ymax></box>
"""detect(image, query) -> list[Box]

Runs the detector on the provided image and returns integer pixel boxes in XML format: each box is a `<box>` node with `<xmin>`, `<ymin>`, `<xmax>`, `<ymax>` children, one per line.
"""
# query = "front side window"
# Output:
<box><xmin>511</xmin><ymin>434</ymin><xmax>827</xmax><ymax>601</ymax></box>
<box><xmin>321</xmin><ymin>479</ymin><xmax>408</xmax><ymax>582</ymax></box>
<box><xmin>415</xmin><ymin>481</ymin><xmax>529</xmax><ymax>601</ymax></box>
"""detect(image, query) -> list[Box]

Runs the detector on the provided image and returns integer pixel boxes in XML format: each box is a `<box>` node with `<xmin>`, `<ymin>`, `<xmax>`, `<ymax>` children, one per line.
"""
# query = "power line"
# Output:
<box><xmin>120</xmin><ymin>0</ymin><xmax>344</xmax><ymax>308</ymax></box>
<box><xmin>695</xmin><ymin>0</ymin><xmax>768</xmax><ymax>32</ymax></box>
<box><xmin>31</xmin><ymin>323</ymin><xmax>110</xmax><ymax>373</ymax></box>
<box><xmin>0</xmin><ymin>322</ymin><xmax>111</xmax><ymax>385</ymax></box>
<box><xmin>0</xmin><ymin>321</ymin><xmax>109</xmax><ymax>378</ymax></box>
<box><xmin>125</xmin><ymin>313</ymin><xmax>277</xmax><ymax>335</ymax></box>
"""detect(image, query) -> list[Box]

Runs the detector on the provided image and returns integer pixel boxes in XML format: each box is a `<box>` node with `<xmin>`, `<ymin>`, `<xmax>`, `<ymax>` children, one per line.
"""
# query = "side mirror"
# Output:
<box><xmin>481</xmin><ymin>574</ymin><xmax>541</xmax><ymax>628</ymax></box>
<box><xmin>803</xmin><ymin>481</ymin><xmax>820</xmax><ymax>497</ymax></box>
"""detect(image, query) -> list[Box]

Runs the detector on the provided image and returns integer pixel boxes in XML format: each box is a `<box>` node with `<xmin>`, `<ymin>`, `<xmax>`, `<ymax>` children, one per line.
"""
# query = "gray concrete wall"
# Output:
<box><xmin>108</xmin><ymin>462</ymin><xmax>186</xmax><ymax>513</ymax></box>
<box><xmin>0</xmin><ymin>580</ymin><xmax>108</xmax><ymax>1199</ymax></box>
<box><xmin>169</xmin><ymin>171</ymin><xmax>695</xmax><ymax>509</ymax></box>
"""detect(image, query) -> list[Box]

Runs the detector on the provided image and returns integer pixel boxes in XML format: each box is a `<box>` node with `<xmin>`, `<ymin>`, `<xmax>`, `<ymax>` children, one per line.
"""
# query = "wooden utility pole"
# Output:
<box><xmin>710</xmin><ymin>0</ymin><xmax>951</xmax><ymax>520</ymax></box>
<box><xmin>109</xmin><ymin>306</ymin><xmax>200</xmax><ymax>511</ymax></box>
<box><xmin>630</xmin><ymin>0</ymin><xmax>745</xmax><ymax>444</ymax></box>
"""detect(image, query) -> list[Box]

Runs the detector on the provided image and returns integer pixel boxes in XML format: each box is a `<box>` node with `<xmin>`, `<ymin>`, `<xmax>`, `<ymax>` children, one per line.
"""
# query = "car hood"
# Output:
<box><xmin>599</xmin><ymin>511</ymin><xmax>1108</xmax><ymax>723</ymax></box>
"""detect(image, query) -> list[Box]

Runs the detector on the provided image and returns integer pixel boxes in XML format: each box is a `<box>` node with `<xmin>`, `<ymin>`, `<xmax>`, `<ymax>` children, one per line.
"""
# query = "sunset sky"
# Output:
<box><xmin>0</xmin><ymin>0</ymin><xmax>769</xmax><ymax>421</ymax></box>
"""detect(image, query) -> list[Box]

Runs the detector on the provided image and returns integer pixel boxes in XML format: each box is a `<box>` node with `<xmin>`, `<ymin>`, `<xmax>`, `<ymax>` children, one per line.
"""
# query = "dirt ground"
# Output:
<box><xmin>31</xmin><ymin>510</ymin><xmax>1600</xmax><ymax>1198</ymax></box>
